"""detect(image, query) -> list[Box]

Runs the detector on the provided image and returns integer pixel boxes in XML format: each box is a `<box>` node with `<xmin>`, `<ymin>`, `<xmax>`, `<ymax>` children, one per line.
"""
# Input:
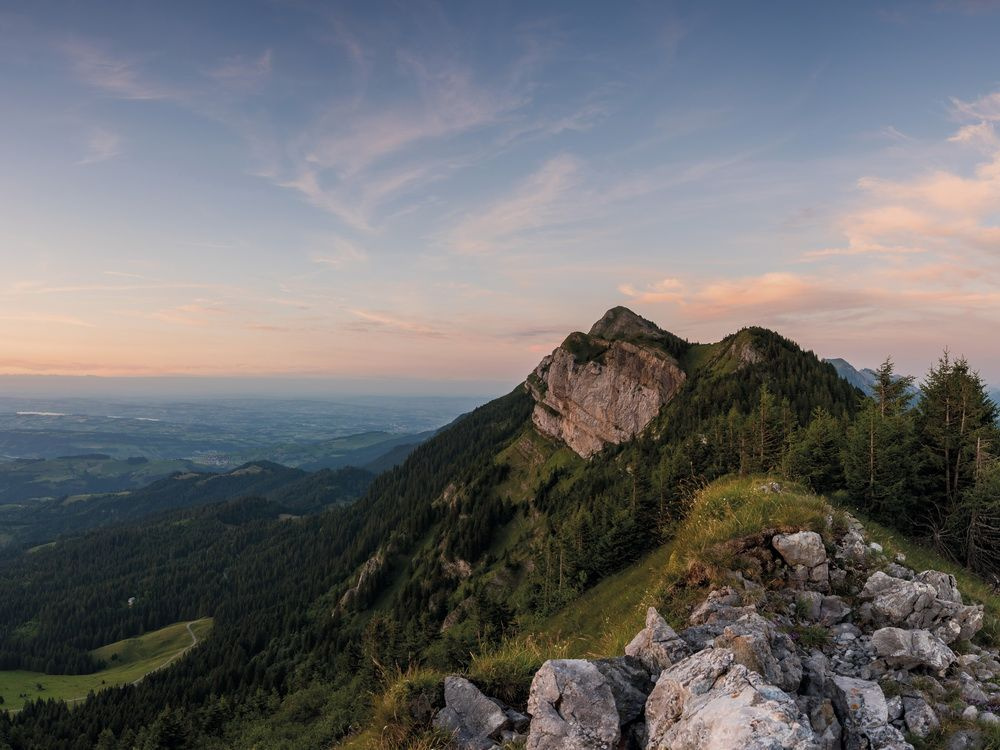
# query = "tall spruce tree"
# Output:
<box><xmin>916</xmin><ymin>352</ymin><xmax>998</xmax><ymax>545</ymax></box>
<box><xmin>843</xmin><ymin>357</ymin><xmax>918</xmax><ymax>523</ymax></box>
<box><xmin>783</xmin><ymin>407</ymin><xmax>845</xmax><ymax>493</ymax></box>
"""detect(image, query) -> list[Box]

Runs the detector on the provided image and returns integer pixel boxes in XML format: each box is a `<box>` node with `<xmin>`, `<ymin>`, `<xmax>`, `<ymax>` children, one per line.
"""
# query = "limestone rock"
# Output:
<box><xmin>526</xmin><ymin>309</ymin><xmax>686</xmax><ymax>458</ymax></box>
<box><xmin>433</xmin><ymin>676</ymin><xmax>510</xmax><ymax>749</ymax></box>
<box><xmin>526</xmin><ymin>659</ymin><xmax>621</xmax><ymax>750</ymax></box>
<box><xmin>828</xmin><ymin>675</ymin><xmax>910</xmax><ymax>750</ymax></box>
<box><xmin>713</xmin><ymin>612</ymin><xmax>802</xmax><ymax>692</ymax></box>
<box><xmin>902</xmin><ymin>696</ymin><xmax>940</xmax><ymax>738</ymax></box>
<box><xmin>871</xmin><ymin>627</ymin><xmax>956</xmax><ymax>673</ymax></box>
<box><xmin>860</xmin><ymin>571</ymin><xmax>983</xmax><ymax>644</ymax></box>
<box><xmin>644</xmin><ymin>647</ymin><xmax>819</xmax><ymax>749</ymax></box>
<box><xmin>625</xmin><ymin>607</ymin><xmax>690</xmax><ymax>677</ymax></box>
<box><xmin>774</xmin><ymin>531</ymin><xmax>828</xmax><ymax>568</ymax></box>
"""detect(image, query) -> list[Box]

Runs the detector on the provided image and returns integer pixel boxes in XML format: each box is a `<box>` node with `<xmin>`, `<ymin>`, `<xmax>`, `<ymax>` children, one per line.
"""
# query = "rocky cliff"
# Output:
<box><xmin>432</xmin><ymin>486</ymin><xmax>1000</xmax><ymax>750</ymax></box>
<box><xmin>526</xmin><ymin>308</ymin><xmax>688</xmax><ymax>458</ymax></box>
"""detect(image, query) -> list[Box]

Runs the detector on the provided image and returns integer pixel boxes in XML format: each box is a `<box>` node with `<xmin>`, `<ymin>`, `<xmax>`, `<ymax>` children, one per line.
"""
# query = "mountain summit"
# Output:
<box><xmin>526</xmin><ymin>307</ymin><xmax>688</xmax><ymax>458</ymax></box>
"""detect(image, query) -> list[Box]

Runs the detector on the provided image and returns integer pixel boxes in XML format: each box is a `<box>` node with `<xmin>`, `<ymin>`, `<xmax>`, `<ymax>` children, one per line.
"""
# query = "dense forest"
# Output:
<box><xmin>1</xmin><ymin>325</ymin><xmax>996</xmax><ymax>750</ymax></box>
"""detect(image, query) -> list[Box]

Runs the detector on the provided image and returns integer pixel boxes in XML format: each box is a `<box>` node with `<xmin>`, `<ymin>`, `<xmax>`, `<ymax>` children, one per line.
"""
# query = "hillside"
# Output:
<box><xmin>0</xmin><ymin>308</ymin><xmax>874</xmax><ymax>749</ymax></box>
<box><xmin>0</xmin><ymin>461</ymin><xmax>373</xmax><ymax>550</ymax></box>
<box><xmin>383</xmin><ymin>478</ymin><xmax>1000</xmax><ymax>750</ymax></box>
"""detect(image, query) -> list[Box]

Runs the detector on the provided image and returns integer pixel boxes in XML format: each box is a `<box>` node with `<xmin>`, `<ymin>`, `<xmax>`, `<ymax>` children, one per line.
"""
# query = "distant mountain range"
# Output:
<box><xmin>825</xmin><ymin>357</ymin><xmax>1000</xmax><ymax>407</ymax></box>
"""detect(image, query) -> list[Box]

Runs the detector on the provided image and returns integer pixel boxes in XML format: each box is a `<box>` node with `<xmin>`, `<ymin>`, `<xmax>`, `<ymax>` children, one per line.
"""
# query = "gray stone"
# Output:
<box><xmin>434</xmin><ymin>676</ymin><xmax>510</xmax><ymax>748</ymax></box>
<box><xmin>959</xmin><ymin>671</ymin><xmax>988</xmax><ymax>704</ymax></box>
<box><xmin>526</xmin><ymin>659</ymin><xmax>621</xmax><ymax>750</ymax></box>
<box><xmin>828</xmin><ymin>675</ymin><xmax>910</xmax><ymax>749</ymax></box>
<box><xmin>713</xmin><ymin>612</ymin><xmax>802</xmax><ymax>692</ymax></box>
<box><xmin>902</xmin><ymin>696</ymin><xmax>939</xmax><ymax>738</ymax></box>
<box><xmin>644</xmin><ymin>648</ymin><xmax>818</xmax><ymax>749</ymax></box>
<box><xmin>871</xmin><ymin>627</ymin><xmax>956</xmax><ymax>673</ymax></box>
<box><xmin>625</xmin><ymin>607</ymin><xmax>689</xmax><ymax>676</ymax></box>
<box><xmin>592</xmin><ymin>656</ymin><xmax>653</xmax><ymax>726</ymax></box>
<box><xmin>860</xmin><ymin>571</ymin><xmax>984</xmax><ymax>644</ymax></box>
<box><xmin>774</xmin><ymin>531</ymin><xmax>828</xmax><ymax>568</ymax></box>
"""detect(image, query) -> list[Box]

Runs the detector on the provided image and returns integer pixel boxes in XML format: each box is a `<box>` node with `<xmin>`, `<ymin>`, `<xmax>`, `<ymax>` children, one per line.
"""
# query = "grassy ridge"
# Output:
<box><xmin>0</xmin><ymin>618</ymin><xmax>212</xmax><ymax>712</ymax></box>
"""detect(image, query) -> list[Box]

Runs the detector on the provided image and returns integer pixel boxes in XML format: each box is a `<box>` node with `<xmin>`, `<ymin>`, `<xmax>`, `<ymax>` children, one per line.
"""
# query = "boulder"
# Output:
<box><xmin>915</xmin><ymin>571</ymin><xmax>962</xmax><ymax>604</ymax></box>
<box><xmin>860</xmin><ymin>571</ymin><xmax>983</xmax><ymax>644</ymax></box>
<box><xmin>689</xmin><ymin>588</ymin><xmax>755</xmax><ymax>625</ymax></box>
<box><xmin>713</xmin><ymin>612</ymin><xmax>802</xmax><ymax>692</ymax></box>
<box><xmin>526</xmin><ymin>659</ymin><xmax>621</xmax><ymax>750</ymax></box>
<box><xmin>902</xmin><ymin>697</ymin><xmax>940</xmax><ymax>738</ymax></box>
<box><xmin>828</xmin><ymin>675</ymin><xmax>910</xmax><ymax>750</ymax></box>
<box><xmin>434</xmin><ymin>676</ymin><xmax>510</xmax><ymax>749</ymax></box>
<box><xmin>871</xmin><ymin>628</ymin><xmax>956</xmax><ymax>673</ymax></box>
<box><xmin>591</xmin><ymin>656</ymin><xmax>654</xmax><ymax>726</ymax></box>
<box><xmin>774</xmin><ymin>532</ymin><xmax>829</xmax><ymax>591</ymax></box>
<box><xmin>774</xmin><ymin>531</ymin><xmax>828</xmax><ymax>568</ymax></box>
<box><xmin>625</xmin><ymin>607</ymin><xmax>689</xmax><ymax>676</ymax></box>
<box><xmin>644</xmin><ymin>648</ymin><xmax>819</xmax><ymax>749</ymax></box>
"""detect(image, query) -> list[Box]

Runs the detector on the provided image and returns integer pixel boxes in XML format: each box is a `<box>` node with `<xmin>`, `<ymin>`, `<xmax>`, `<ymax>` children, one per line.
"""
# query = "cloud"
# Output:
<box><xmin>310</xmin><ymin>236</ymin><xmax>368</xmax><ymax>268</ymax></box>
<box><xmin>345</xmin><ymin>308</ymin><xmax>446</xmax><ymax>338</ymax></box>
<box><xmin>78</xmin><ymin>128</ymin><xmax>120</xmax><ymax>165</ymax></box>
<box><xmin>60</xmin><ymin>39</ymin><xmax>176</xmax><ymax>100</ymax></box>
<box><xmin>807</xmin><ymin>90</ymin><xmax>1000</xmax><ymax>259</ymax></box>
<box><xmin>207</xmin><ymin>49</ymin><xmax>272</xmax><ymax>91</ymax></box>
<box><xmin>447</xmin><ymin>154</ymin><xmax>581</xmax><ymax>255</ymax></box>
<box><xmin>0</xmin><ymin>314</ymin><xmax>95</xmax><ymax>327</ymax></box>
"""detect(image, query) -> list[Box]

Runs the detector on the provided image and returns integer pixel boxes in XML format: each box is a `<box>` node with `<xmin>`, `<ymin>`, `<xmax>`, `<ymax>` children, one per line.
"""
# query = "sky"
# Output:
<box><xmin>2</xmin><ymin>0</ymin><xmax>1000</xmax><ymax>394</ymax></box>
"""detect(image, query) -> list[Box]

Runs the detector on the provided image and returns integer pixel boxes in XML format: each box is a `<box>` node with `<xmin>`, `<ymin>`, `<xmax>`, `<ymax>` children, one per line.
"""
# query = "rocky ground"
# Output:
<box><xmin>432</xmin><ymin>488</ymin><xmax>1000</xmax><ymax>749</ymax></box>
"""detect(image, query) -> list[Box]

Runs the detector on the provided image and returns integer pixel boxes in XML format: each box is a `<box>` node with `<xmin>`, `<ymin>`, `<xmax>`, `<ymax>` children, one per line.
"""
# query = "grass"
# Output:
<box><xmin>0</xmin><ymin>617</ymin><xmax>212</xmax><ymax>711</ymax></box>
<box><xmin>662</xmin><ymin>476</ymin><xmax>834</xmax><ymax>590</ymax></box>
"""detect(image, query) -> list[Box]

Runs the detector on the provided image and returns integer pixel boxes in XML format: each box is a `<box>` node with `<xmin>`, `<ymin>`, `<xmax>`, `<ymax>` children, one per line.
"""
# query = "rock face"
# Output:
<box><xmin>526</xmin><ymin>308</ymin><xmax>686</xmax><ymax>458</ymax></box>
<box><xmin>644</xmin><ymin>648</ymin><xmax>818</xmax><ymax>749</ymax></box>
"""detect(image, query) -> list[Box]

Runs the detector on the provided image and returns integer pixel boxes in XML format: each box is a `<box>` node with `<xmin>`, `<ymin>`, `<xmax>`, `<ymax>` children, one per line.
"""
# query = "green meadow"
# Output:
<box><xmin>0</xmin><ymin>618</ymin><xmax>212</xmax><ymax>712</ymax></box>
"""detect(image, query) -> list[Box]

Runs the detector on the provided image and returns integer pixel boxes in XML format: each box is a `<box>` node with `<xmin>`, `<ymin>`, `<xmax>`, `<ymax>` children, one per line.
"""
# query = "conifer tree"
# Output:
<box><xmin>916</xmin><ymin>352</ymin><xmax>999</xmax><ymax>541</ymax></box>
<box><xmin>843</xmin><ymin>357</ymin><xmax>918</xmax><ymax>522</ymax></box>
<box><xmin>783</xmin><ymin>407</ymin><xmax>844</xmax><ymax>493</ymax></box>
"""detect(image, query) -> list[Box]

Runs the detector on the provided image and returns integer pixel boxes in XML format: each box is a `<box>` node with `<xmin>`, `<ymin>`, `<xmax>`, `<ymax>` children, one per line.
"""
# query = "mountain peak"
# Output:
<box><xmin>587</xmin><ymin>306</ymin><xmax>666</xmax><ymax>342</ymax></box>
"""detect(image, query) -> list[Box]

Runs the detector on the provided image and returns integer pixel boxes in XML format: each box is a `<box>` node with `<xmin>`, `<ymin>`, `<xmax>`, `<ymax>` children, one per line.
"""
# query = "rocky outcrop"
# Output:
<box><xmin>433</xmin><ymin>511</ymin><xmax>1000</xmax><ymax>750</ymax></box>
<box><xmin>859</xmin><ymin>570</ymin><xmax>983</xmax><ymax>643</ymax></box>
<box><xmin>871</xmin><ymin>627</ymin><xmax>956</xmax><ymax>673</ymax></box>
<box><xmin>526</xmin><ymin>309</ymin><xmax>686</xmax><ymax>458</ymax></box>
<box><xmin>645</xmin><ymin>648</ymin><xmax>817</xmax><ymax>750</ymax></box>
<box><xmin>624</xmin><ymin>607</ymin><xmax>690</xmax><ymax>677</ymax></box>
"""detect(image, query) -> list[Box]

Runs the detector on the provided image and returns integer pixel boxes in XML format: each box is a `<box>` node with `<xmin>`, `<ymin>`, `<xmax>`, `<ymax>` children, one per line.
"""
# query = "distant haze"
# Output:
<box><xmin>0</xmin><ymin>375</ymin><xmax>513</xmax><ymax>400</ymax></box>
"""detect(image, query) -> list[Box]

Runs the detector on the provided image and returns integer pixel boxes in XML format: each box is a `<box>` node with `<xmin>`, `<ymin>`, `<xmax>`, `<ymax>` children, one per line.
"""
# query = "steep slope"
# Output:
<box><xmin>0</xmin><ymin>309</ymin><xmax>865</xmax><ymax>750</ymax></box>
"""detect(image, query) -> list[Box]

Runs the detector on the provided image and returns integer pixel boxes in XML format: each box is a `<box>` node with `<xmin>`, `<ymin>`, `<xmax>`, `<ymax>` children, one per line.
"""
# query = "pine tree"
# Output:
<box><xmin>958</xmin><ymin>460</ymin><xmax>1000</xmax><ymax>577</ymax></box>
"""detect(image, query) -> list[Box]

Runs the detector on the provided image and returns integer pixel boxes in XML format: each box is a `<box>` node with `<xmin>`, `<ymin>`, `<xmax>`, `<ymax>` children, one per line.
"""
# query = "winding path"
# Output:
<box><xmin>4</xmin><ymin>620</ymin><xmax>204</xmax><ymax>714</ymax></box>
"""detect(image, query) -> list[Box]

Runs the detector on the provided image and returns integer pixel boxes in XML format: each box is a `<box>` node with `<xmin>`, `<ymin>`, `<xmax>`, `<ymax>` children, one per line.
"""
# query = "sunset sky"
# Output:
<box><xmin>2</xmin><ymin>0</ymin><xmax>1000</xmax><ymax>391</ymax></box>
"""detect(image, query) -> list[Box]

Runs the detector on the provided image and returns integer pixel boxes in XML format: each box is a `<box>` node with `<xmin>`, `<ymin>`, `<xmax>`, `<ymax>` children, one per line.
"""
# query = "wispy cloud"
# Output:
<box><xmin>310</xmin><ymin>236</ymin><xmax>368</xmax><ymax>268</ymax></box>
<box><xmin>78</xmin><ymin>128</ymin><xmax>120</xmax><ymax>165</ymax></box>
<box><xmin>207</xmin><ymin>49</ymin><xmax>272</xmax><ymax>91</ymax></box>
<box><xmin>60</xmin><ymin>38</ymin><xmax>177</xmax><ymax>100</ymax></box>
<box><xmin>345</xmin><ymin>308</ymin><xmax>446</xmax><ymax>338</ymax></box>
<box><xmin>446</xmin><ymin>154</ymin><xmax>582</xmax><ymax>255</ymax></box>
